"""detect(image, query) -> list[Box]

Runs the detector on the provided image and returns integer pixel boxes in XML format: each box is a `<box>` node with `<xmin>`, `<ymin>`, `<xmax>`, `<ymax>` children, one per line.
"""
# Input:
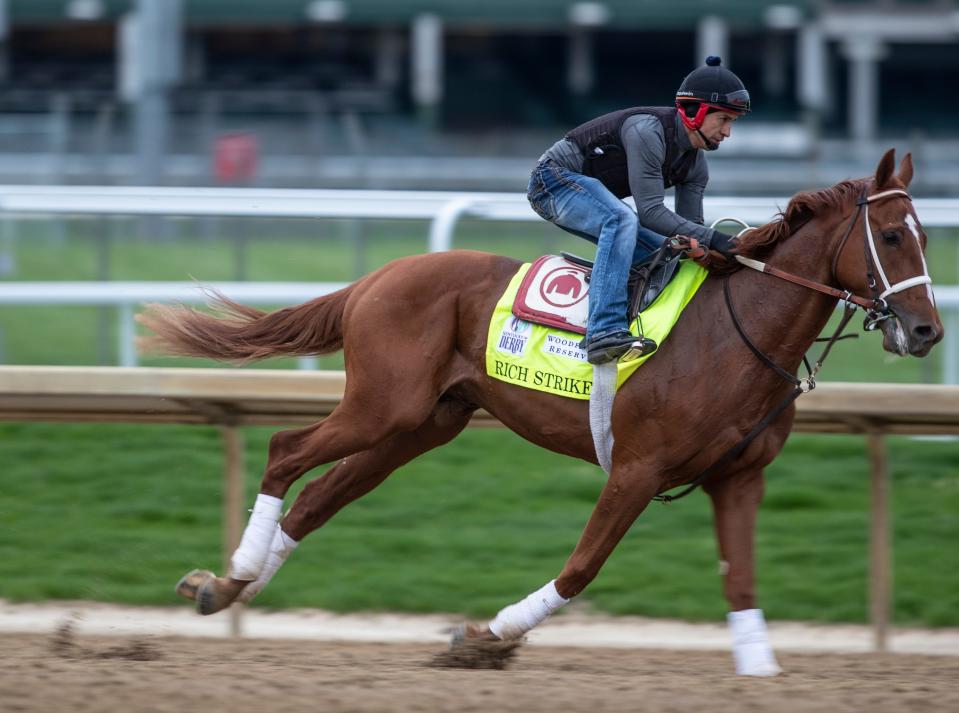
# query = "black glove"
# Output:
<box><xmin>710</xmin><ymin>231</ymin><xmax>737</xmax><ymax>258</ymax></box>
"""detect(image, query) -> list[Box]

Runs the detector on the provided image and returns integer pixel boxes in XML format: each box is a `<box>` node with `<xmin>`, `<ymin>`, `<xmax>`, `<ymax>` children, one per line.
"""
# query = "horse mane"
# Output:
<box><xmin>704</xmin><ymin>177</ymin><xmax>868</xmax><ymax>275</ymax></box>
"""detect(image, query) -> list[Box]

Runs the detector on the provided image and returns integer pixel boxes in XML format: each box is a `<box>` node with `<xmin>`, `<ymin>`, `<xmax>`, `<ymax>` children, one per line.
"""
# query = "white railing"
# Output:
<box><xmin>1</xmin><ymin>281</ymin><xmax>957</xmax><ymax>380</ymax></box>
<box><xmin>0</xmin><ymin>186</ymin><xmax>957</xmax><ymax>378</ymax></box>
<box><xmin>0</xmin><ymin>185</ymin><xmax>958</xmax><ymax>253</ymax></box>
<box><xmin>0</xmin><ymin>281</ymin><xmax>346</xmax><ymax>369</ymax></box>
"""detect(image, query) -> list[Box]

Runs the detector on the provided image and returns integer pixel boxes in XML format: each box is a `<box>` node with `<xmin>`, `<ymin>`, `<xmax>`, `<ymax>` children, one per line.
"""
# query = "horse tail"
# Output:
<box><xmin>137</xmin><ymin>284</ymin><xmax>354</xmax><ymax>363</ymax></box>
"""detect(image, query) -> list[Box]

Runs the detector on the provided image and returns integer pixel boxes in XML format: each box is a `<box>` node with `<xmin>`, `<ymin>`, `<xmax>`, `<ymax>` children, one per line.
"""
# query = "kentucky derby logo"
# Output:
<box><xmin>539</xmin><ymin>267</ymin><xmax>588</xmax><ymax>308</ymax></box>
<box><xmin>497</xmin><ymin>318</ymin><xmax>531</xmax><ymax>357</ymax></box>
<box><xmin>509</xmin><ymin>317</ymin><xmax>532</xmax><ymax>334</ymax></box>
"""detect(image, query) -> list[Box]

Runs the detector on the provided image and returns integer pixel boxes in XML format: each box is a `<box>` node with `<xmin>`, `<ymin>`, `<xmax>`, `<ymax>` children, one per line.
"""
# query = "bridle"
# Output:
<box><xmin>655</xmin><ymin>187</ymin><xmax>933</xmax><ymax>503</ymax></box>
<box><xmin>829</xmin><ymin>188</ymin><xmax>932</xmax><ymax>330</ymax></box>
<box><xmin>733</xmin><ymin>188</ymin><xmax>931</xmax><ymax>331</ymax></box>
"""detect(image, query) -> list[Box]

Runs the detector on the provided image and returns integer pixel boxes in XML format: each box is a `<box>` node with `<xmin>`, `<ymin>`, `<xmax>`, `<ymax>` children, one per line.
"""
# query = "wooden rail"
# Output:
<box><xmin>2</xmin><ymin>366</ymin><xmax>958</xmax><ymax>433</ymax></box>
<box><xmin>2</xmin><ymin>365</ymin><xmax>956</xmax><ymax>646</ymax></box>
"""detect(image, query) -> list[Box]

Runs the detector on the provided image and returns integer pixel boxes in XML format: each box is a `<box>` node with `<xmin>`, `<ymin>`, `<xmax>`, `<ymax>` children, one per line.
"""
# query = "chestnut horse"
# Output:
<box><xmin>141</xmin><ymin>150</ymin><xmax>941</xmax><ymax>675</ymax></box>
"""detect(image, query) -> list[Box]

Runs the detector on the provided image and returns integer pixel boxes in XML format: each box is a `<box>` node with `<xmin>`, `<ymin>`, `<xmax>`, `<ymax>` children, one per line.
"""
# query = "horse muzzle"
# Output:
<box><xmin>878</xmin><ymin>309</ymin><xmax>943</xmax><ymax>357</ymax></box>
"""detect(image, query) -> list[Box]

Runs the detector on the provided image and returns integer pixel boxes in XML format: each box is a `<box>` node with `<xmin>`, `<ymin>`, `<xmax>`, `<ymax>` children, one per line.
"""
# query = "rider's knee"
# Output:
<box><xmin>604</xmin><ymin>205</ymin><xmax>637</xmax><ymax>239</ymax></box>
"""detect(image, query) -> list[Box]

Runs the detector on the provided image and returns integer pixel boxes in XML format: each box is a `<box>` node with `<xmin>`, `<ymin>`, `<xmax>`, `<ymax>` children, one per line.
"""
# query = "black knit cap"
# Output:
<box><xmin>676</xmin><ymin>56</ymin><xmax>751</xmax><ymax>113</ymax></box>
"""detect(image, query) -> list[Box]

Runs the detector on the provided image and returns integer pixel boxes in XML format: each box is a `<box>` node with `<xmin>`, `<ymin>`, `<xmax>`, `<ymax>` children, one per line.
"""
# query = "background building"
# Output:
<box><xmin>0</xmin><ymin>0</ymin><xmax>956</xmax><ymax>192</ymax></box>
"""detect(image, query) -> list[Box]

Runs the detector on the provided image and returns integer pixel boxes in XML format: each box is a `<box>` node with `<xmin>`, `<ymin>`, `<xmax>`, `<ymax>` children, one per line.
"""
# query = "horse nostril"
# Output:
<box><xmin>912</xmin><ymin>324</ymin><xmax>936</xmax><ymax>343</ymax></box>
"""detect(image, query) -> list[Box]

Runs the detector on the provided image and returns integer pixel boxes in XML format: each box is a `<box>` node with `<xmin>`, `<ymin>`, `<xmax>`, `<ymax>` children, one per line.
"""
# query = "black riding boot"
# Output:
<box><xmin>583</xmin><ymin>332</ymin><xmax>657</xmax><ymax>365</ymax></box>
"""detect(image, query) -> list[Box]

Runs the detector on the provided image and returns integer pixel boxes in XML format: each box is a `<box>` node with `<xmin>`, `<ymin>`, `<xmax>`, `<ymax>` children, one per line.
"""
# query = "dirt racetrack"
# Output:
<box><xmin>2</xmin><ymin>629</ymin><xmax>957</xmax><ymax>713</ymax></box>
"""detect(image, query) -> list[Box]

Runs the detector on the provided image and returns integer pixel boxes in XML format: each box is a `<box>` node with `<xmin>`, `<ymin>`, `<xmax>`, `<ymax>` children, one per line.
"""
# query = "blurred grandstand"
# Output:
<box><xmin>0</xmin><ymin>0</ymin><xmax>956</xmax><ymax>193</ymax></box>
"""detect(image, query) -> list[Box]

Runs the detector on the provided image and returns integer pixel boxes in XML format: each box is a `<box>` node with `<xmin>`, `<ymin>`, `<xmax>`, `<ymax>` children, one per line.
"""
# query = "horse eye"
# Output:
<box><xmin>881</xmin><ymin>230</ymin><xmax>902</xmax><ymax>246</ymax></box>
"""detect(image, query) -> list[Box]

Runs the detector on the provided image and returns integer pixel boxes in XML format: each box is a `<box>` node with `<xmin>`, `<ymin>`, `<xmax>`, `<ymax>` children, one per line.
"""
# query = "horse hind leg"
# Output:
<box><xmin>182</xmin><ymin>398</ymin><xmax>475</xmax><ymax>614</ymax></box>
<box><xmin>174</xmin><ymin>566</ymin><xmax>274</xmax><ymax>612</ymax></box>
<box><xmin>186</xmin><ymin>525</ymin><xmax>298</xmax><ymax>614</ymax></box>
<box><xmin>174</xmin><ymin>569</ymin><xmax>215</xmax><ymax>601</ymax></box>
<box><xmin>176</xmin><ymin>270</ymin><xmax>463</xmax><ymax>613</ymax></box>
<box><xmin>173</xmin><ymin>533</ymin><xmax>294</xmax><ymax>613</ymax></box>
<box><xmin>181</xmin><ymin>374</ymin><xmax>443</xmax><ymax>614</ymax></box>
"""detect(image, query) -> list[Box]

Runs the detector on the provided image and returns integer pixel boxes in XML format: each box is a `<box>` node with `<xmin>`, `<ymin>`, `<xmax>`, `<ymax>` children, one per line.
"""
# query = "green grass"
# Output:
<box><xmin>0</xmin><ymin>423</ymin><xmax>956</xmax><ymax>626</ymax></box>
<box><xmin>0</xmin><ymin>218</ymin><xmax>957</xmax><ymax>625</ymax></box>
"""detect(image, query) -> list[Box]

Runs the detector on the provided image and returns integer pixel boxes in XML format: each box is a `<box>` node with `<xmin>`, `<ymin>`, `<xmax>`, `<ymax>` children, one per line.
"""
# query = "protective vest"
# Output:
<box><xmin>565</xmin><ymin>106</ymin><xmax>698</xmax><ymax>199</ymax></box>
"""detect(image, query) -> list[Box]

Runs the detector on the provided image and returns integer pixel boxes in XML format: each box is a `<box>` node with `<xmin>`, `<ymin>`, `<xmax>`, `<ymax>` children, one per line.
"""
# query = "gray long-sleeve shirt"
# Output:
<box><xmin>542</xmin><ymin>112</ymin><xmax>717</xmax><ymax>245</ymax></box>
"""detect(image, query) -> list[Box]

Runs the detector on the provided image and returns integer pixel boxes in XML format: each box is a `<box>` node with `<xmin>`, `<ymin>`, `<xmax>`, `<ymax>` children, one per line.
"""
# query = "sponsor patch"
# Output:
<box><xmin>541</xmin><ymin>333</ymin><xmax>588</xmax><ymax>363</ymax></box>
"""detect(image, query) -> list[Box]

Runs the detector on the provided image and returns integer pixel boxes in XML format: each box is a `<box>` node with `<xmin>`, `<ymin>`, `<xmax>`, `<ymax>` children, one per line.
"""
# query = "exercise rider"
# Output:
<box><xmin>526</xmin><ymin>56</ymin><xmax>751</xmax><ymax>364</ymax></box>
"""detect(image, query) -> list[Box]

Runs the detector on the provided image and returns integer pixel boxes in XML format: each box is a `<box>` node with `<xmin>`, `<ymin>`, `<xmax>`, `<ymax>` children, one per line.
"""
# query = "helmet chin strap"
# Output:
<box><xmin>678</xmin><ymin>105</ymin><xmax>721</xmax><ymax>151</ymax></box>
<box><xmin>697</xmin><ymin>129</ymin><xmax>719</xmax><ymax>151</ymax></box>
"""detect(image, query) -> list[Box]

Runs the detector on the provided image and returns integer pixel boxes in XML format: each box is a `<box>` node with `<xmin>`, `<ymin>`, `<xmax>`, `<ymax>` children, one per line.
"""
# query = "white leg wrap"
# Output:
<box><xmin>228</xmin><ymin>494</ymin><xmax>284</xmax><ymax>581</ymax></box>
<box><xmin>728</xmin><ymin>608</ymin><xmax>782</xmax><ymax>676</ymax></box>
<box><xmin>489</xmin><ymin>580</ymin><xmax>569</xmax><ymax>640</ymax></box>
<box><xmin>236</xmin><ymin>525</ymin><xmax>299</xmax><ymax>603</ymax></box>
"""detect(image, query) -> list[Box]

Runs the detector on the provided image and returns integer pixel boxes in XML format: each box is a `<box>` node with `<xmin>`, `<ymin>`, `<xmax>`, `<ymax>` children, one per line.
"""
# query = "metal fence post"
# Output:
<box><xmin>428</xmin><ymin>197</ymin><xmax>475</xmax><ymax>252</ymax></box>
<box><xmin>944</xmin><ymin>309</ymin><xmax>958</xmax><ymax>385</ymax></box>
<box><xmin>118</xmin><ymin>303</ymin><xmax>138</xmax><ymax>367</ymax></box>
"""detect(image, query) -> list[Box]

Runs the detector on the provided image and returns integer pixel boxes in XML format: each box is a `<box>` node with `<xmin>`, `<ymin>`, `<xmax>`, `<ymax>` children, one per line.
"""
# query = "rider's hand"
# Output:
<box><xmin>668</xmin><ymin>234</ymin><xmax>706</xmax><ymax>260</ymax></box>
<box><xmin>709</xmin><ymin>231</ymin><xmax>738</xmax><ymax>259</ymax></box>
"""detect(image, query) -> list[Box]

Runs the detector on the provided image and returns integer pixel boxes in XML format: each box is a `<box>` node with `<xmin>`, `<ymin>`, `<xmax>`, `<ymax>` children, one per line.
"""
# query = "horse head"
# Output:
<box><xmin>832</xmin><ymin>149</ymin><xmax>943</xmax><ymax>357</ymax></box>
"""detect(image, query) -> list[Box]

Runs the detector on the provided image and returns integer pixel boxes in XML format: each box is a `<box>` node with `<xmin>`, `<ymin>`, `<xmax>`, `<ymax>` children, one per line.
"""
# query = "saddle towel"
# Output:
<box><xmin>512</xmin><ymin>255</ymin><xmax>591</xmax><ymax>333</ymax></box>
<box><xmin>486</xmin><ymin>258</ymin><xmax>708</xmax><ymax>400</ymax></box>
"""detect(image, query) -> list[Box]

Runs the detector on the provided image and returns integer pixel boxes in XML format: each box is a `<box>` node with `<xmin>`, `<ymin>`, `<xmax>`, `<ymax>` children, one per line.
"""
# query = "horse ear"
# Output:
<box><xmin>875</xmin><ymin>148</ymin><xmax>895</xmax><ymax>188</ymax></box>
<box><xmin>897</xmin><ymin>152</ymin><xmax>914</xmax><ymax>187</ymax></box>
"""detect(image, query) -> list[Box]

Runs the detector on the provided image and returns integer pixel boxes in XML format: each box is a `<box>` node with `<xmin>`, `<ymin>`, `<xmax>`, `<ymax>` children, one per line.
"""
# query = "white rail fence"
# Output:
<box><xmin>0</xmin><ymin>282</ymin><xmax>348</xmax><ymax>369</ymax></box>
<box><xmin>1</xmin><ymin>282</ymin><xmax>957</xmax><ymax>379</ymax></box>
<box><xmin>2</xmin><ymin>185</ymin><xmax>959</xmax><ymax>252</ymax></box>
<box><xmin>0</xmin><ymin>186</ymin><xmax>956</xmax><ymax>379</ymax></box>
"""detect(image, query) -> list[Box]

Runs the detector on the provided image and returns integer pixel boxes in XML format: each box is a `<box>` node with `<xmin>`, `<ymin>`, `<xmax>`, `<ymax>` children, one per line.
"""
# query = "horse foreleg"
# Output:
<box><xmin>705</xmin><ymin>467</ymin><xmax>781</xmax><ymax>676</ymax></box>
<box><xmin>187</xmin><ymin>399</ymin><xmax>474</xmax><ymax>613</ymax></box>
<box><xmin>471</xmin><ymin>461</ymin><xmax>661</xmax><ymax>641</ymax></box>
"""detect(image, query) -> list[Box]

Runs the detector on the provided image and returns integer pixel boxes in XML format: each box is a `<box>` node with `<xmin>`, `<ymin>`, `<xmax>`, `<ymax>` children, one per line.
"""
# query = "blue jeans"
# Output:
<box><xmin>527</xmin><ymin>158</ymin><xmax>668</xmax><ymax>340</ymax></box>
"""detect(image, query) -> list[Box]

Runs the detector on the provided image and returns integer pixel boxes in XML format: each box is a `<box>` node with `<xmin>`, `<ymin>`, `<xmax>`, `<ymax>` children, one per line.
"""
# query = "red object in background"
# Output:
<box><xmin>213</xmin><ymin>132</ymin><xmax>259</xmax><ymax>183</ymax></box>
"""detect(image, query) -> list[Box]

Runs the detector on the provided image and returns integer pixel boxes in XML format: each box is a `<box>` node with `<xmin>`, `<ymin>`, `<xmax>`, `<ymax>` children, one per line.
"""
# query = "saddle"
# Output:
<box><xmin>512</xmin><ymin>236</ymin><xmax>703</xmax><ymax>335</ymax></box>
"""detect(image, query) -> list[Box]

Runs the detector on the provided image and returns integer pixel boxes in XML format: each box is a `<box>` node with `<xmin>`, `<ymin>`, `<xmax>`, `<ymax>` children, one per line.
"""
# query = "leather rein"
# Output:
<box><xmin>655</xmin><ymin>188</ymin><xmax>930</xmax><ymax>503</ymax></box>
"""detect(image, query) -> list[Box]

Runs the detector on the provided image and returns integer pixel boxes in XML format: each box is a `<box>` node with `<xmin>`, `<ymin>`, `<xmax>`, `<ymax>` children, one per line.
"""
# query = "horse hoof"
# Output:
<box><xmin>196</xmin><ymin>576</ymin><xmax>247</xmax><ymax>616</ymax></box>
<box><xmin>450</xmin><ymin>623</ymin><xmax>500</xmax><ymax>645</ymax></box>
<box><xmin>175</xmin><ymin>569</ymin><xmax>215</xmax><ymax>601</ymax></box>
<box><xmin>430</xmin><ymin>623</ymin><xmax>523</xmax><ymax>670</ymax></box>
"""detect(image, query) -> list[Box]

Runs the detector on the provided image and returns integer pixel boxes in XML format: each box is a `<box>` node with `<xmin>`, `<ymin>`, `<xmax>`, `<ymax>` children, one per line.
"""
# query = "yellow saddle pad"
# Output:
<box><xmin>485</xmin><ymin>260</ymin><xmax>708</xmax><ymax>400</ymax></box>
